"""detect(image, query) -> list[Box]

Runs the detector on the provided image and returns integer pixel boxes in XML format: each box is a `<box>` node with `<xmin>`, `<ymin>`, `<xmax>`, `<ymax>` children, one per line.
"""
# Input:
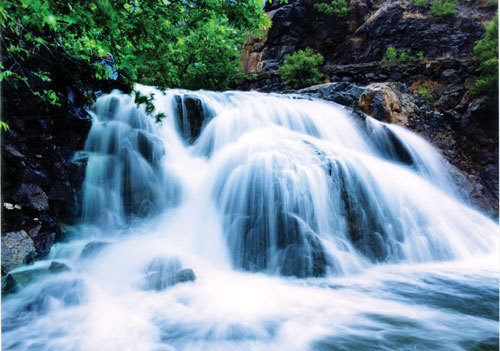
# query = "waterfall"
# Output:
<box><xmin>2</xmin><ymin>87</ymin><xmax>498</xmax><ymax>351</ymax></box>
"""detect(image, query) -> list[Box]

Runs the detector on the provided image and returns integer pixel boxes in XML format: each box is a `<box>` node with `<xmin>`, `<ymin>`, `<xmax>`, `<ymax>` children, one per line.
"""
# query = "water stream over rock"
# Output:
<box><xmin>2</xmin><ymin>88</ymin><xmax>498</xmax><ymax>351</ymax></box>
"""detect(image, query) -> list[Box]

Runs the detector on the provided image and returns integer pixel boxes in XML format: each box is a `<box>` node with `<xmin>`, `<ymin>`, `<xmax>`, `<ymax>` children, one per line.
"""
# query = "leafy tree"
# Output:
<box><xmin>278</xmin><ymin>48</ymin><xmax>324</xmax><ymax>89</ymax></box>
<box><xmin>471</xmin><ymin>13</ymin><xmax>498</xmax><ymax>97</ymax></box>
<box><xmin>431</xmin><ymin>0</ymin><xmax>457</xmax><ymax>19</ymax></box>
<box><xmin>0</xmin><ymin>0</ymin><xmax>273</xmax><ymax>103</ymax></box>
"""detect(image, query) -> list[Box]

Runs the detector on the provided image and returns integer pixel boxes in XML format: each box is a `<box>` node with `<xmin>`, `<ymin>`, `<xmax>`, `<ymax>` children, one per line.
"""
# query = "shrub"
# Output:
<box><xmin>431</xmin><ymin>0</ymin><xmax>458</xmax><ymax>19</ymax></box>
<box><xmin>411</xmin><ymin>0</ymin><xmax>430</xmax><ymax>8</ymax></box>
<box><xmin>415</xmin><ymin>87</ymin><xmax>434</xmax><ymax>101</ymax></box>
<box><xmin>382</xmin><ymin>47</ymin><xmax>424</xmax><ymax>62</ymax></box>
<box><xmin>314</xmin><ymin>0</ymin><xmax>351</xmax><ymax>22</ymax></box>
<box><xmin>278</xmin><ymin>48</ymin><xmax>324</xmax><ymax>89</ymax></box>
<box><xmin>471</xmin><ymin>14</ymin><xmax>498</xmax><ymax>96</ymax></box>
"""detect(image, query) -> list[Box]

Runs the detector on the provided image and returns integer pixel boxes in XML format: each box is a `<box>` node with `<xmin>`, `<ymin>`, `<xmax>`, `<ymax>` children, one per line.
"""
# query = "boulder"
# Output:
<box><xmin>13</xmin><ymin>184</ymin><xmax>49</xmax><ymax>212</ymax></box>
<box><xmin>358</xmin><ymin>83</ymin><xmax>416</xmax><ymax>126</ymax></box>
<box><xmin>1</xmin><ymin>230</ymin><xmax>35</xmax><ymax>273</ymax></box>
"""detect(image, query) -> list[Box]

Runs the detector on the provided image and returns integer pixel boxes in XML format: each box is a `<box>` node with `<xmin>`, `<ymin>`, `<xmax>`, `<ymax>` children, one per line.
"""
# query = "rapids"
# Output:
<box><xmin>2</xmin><ymin>88</ymin><xmax>498</xmax><ymax>351</ymax></box>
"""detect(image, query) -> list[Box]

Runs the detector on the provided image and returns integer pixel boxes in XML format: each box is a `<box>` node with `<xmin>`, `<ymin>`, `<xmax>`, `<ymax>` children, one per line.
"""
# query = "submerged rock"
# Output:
<box><xmin>143</xmin><ymin>257</ymin><xmax>196</xmax><ymax>291</ymax></box>
<box><xmin>22</xmin><ymin>279</ymin><xmax>86</xmax><ymax>314</ymax></box>
<box><xmin>49</xmin><ymin>261</ymin><xmax>71</xmax><ymax>274</ymax></box>
<box><xmin>80</xmin><ymin>241</ymin><xmax>110</xmax><ymax>259</ymax></box>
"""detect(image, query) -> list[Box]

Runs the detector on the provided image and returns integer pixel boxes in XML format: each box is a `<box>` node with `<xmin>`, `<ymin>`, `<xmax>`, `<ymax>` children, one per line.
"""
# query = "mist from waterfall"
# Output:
<box><xmin>2</xmin><ymin>87</ymin><xmax>498</xmax><ymax>351</ymax></box>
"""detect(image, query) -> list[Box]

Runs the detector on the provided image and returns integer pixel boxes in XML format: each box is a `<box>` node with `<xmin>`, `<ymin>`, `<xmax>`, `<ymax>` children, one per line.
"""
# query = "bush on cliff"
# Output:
<box><xmin>314</xmin><ymin>0</ymin><xmax>351</xmax><ymax>25</ymax></box>
<box><xmin>382</xmin><ymin>47</ymin><xmax>424</xmax><ymax>62</ymax></box>
<box><xmin>431</xmin><ymin>0</ymin><xmax>457</xmax><ymax>19</ymax></box>
<box><xmin>278</xmin><ymin>48</ymin><xmax>324</xmax><ymax>89</ymax></box>
<box><xmin>471</xmin><ymin>13</ymin><xmax>498</xmax><ymax>97</ymax></box>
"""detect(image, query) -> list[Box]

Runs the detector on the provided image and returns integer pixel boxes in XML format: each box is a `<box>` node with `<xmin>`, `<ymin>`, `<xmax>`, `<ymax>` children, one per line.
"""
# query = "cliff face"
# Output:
<box><xmin>1</xmin><ymin>43</ymin><xmax>128</xmax><ymax>276</ymax></box>
<box><xmin>242</xmin><ymin>0</ymin><xmax>495</xmax><ymax>71</ymax></box>
<box><xmin>239</xmin><ymin>0</ymin><xmax>498</xmax><ymax>215</ymax></box>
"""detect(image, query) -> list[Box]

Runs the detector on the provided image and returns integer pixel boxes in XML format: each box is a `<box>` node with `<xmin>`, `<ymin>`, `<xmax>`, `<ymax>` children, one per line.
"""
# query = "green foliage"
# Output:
<box><xmin>278</xmin><ymin>48</ymin><xmax>324</xmax><ymax>89</ymax></box>
<box><xmin>415</xmin><ymin>87</ymin><xmax>434</xmax><ymax>101</ymax></box>
<box><xmin>134</xmin><ymin>90</ymin><xmax>166</xmax><ymax>123</ymax></box>
<box><xmin>411</xmin><ymin>0</ymin><xmax>430</xmax><ymax>7</ymax></box>
<box><xmin>315</xmin><ymin>0</ymin><xmax>351</xmax><ymax>19</ymax></box>
<box><xmin>1</xmin><ymin>0</ymin><xmax>273</xmax><ymax>108</ymax></box>
<box><xmin>314</xmin><ymin>0</ymin><xmax>351</xmax><ymax>27</ymax></box>
<box><xmin>383</xmin><ymin>47</ymin><xmax>398</xmax><ymax>62</ymax></box>
<box><xmin>471</xmin><ymin>14</ymin><xmax>498</xmax><ymax>96</ymax></box>
<box><xmin>431</xmin><ymin>0</ymin><xmax>457</xmax><ymax>19</ymax></box>
<box><xmin>0</xmin><ymin>121</ymin><xmax>10</xmax><ymax>132</ymax></box>
<box><xmin>382</xmin><ymin>47</ymin><xmax>425</xmax><ymax>62</ymax></box>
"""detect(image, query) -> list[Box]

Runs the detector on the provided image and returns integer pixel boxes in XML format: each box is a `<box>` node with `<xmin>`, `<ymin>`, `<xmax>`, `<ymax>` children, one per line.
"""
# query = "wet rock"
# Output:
<box><xmin>175</xmin><ymin>268</ymin><xmax>196</xmax><ymax>283</ymax></box>
<box><xmin>1</xmin><ymin>230</ymin><xmax>35</xmax><ymax>273</ymax></box>
<box><xmin>49</xmin><ymin>261</ymin><xmax>71</xmax><ymax>274</ymax></box>
<box><xmin>2</xmin><ymin>274</ymin><xmax>19</xmax><ymax>295</ymax></box>
<box><xmin>80</xmin><ymin>241</ymin><xmax>110</xmax><ymax>259</ymax></box>
<box><xmin>13</xmin><ymin>184</ymin><xmax>49</xmax><ymax>212</ymax></box>
<box><xmin>184</xmin><ymin>96</ymin><xmax>205</xmax><ymax>142</ymax></box>
<box><xmin>297</xmin><ymin>82</ymin><xmax>367</xmax><ymax>110</ymax></box>
<box><xmin>174</xmin><ymin>95</ymin><xmax>210</xmax><ymax>144</ymax></box>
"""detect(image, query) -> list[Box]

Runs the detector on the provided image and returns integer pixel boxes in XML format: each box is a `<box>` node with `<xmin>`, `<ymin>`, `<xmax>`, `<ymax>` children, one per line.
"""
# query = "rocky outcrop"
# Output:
<box><xmin>241</xmin><ymin>0</ymin><xmax>495</xmax><ymax>72</ymax></box>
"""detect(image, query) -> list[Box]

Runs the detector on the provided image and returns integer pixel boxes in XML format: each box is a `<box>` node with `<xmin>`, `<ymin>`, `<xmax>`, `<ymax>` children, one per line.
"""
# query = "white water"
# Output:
<box><xmin>2</xmin><ymin>88</ymin><xmax>499</xmax><ymax>351</ymax></box>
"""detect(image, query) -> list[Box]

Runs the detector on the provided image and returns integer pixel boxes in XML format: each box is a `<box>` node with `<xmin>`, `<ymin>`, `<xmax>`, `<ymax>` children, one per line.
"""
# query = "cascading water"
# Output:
<box><xmin>2</xmin><ymin>87</ymin><xmax>498</xmax><ymax>351</ymax></box>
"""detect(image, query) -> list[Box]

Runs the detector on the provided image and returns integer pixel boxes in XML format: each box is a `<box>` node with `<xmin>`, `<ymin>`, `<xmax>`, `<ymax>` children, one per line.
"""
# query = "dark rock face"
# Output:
<box><xmin>332</xmin><ymin>4</ymin><xmax>484</xmax><ymax>64</ymax></box>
